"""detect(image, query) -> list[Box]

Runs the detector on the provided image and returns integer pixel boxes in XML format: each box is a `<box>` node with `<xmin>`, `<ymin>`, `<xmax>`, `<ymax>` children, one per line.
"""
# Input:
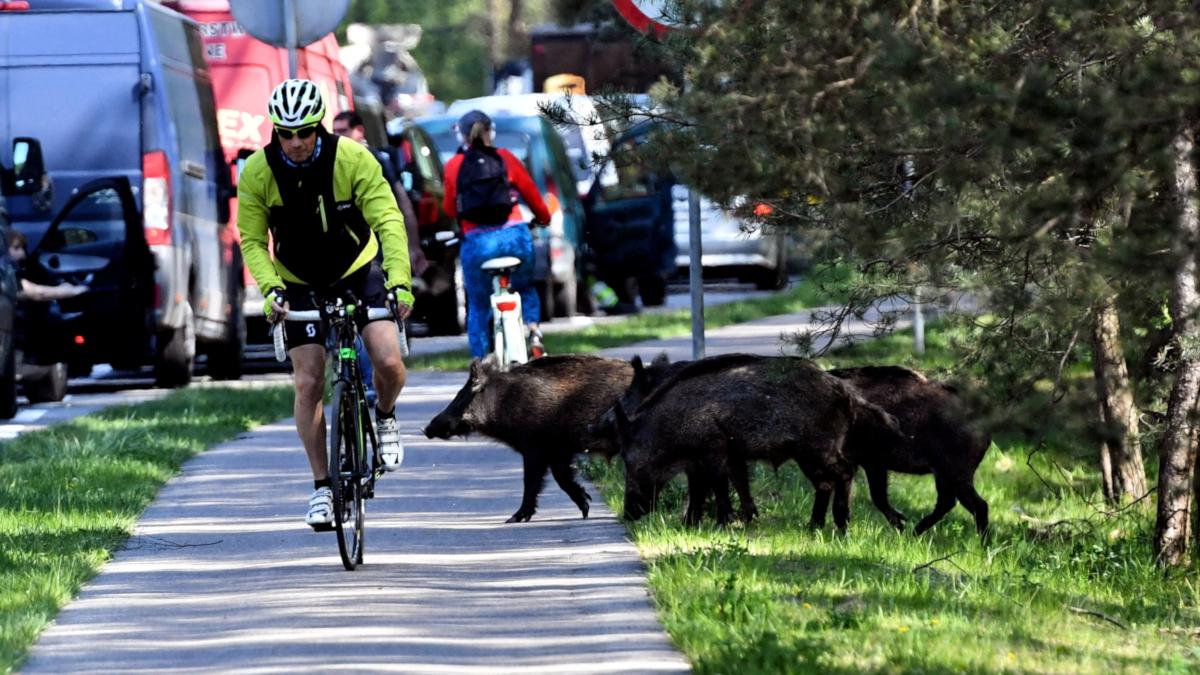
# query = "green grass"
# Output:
<box><xmin>0</xmin><ymin>386</ymin><xmax>294</xmax><ymax>672</ymax></box>
<box><xmin>406</xmin><ymin>266</ymin><xmax>853</xmax><ymax>370</ymax></box>
<box><xmin>583</xmin><ymin>325</ymin><xmax>1200</xmax><ymax>674</ymax></box>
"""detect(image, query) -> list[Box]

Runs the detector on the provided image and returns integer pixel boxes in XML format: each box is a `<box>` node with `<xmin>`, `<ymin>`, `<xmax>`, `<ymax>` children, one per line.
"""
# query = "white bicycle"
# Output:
<box><xmin>481</xmin><ymin>256</ymin><xmax>543</xmax><ymax>366</ymax></box>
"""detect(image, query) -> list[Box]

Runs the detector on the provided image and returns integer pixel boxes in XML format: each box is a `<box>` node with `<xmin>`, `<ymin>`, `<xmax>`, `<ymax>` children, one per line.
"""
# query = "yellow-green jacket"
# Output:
<box><xmin>236</xmin><ymin>133</ymin><xmax>411</xmax><ymax>294</ymax></box>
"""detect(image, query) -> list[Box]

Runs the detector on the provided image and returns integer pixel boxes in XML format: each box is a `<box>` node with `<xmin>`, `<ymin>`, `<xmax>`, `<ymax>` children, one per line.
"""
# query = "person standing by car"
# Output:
<box><xmin>7</xmin><ymin>231</ymin><xmax>87</xmax><ymax>301</ymax></box>
<box><xmin>443</xmin><ymin>110</ymin><xmax>551</xmax><ymax>358</ymax></box>
<box><xmin>237</xmin><ymin>79</ymin><xmax>414</xmax><ymax>529</ymax></box>
<box><xmin>333</xmin><ymin>110</ymin><xmax>426</xmax><ymax>405</ymax></box>
<box><xmin>333</xmin><ymin>110</ymin><xmax>428</xmax><ymax>276</ymax></box>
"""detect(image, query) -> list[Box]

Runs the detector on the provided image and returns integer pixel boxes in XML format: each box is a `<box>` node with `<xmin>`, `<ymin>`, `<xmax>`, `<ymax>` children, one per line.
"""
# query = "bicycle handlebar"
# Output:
<box><xmin>272</xmin><ymin>306</ymin><xmax>407</xmax><ymax>362</ymax></box>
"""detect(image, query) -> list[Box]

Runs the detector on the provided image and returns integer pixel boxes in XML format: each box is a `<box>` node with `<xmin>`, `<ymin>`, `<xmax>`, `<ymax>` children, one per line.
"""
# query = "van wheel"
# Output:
<box><xmin>156</xmin><ymin>302</ymin><xmax>195</xmax><ymax>388</ymax></box>
<box><xmin>24</xmin><ymin>362</ymin><xmax>67</xmax><ymax>404</ymax></box>
<box><xmin>207</xmin><ymin>288</ymin><xmax>245</xmax><ymax>380</ymax></box>
<box><xmin>0</xmin><ymin>345</ymin><xmax>17</xmax><ymax>419</ymax></box>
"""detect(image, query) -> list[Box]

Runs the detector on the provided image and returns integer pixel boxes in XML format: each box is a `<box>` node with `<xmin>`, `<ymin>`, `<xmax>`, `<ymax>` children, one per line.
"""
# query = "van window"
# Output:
<box><xmin>163</xmin><ymin>69</ymin><xmax>221</xmax><ymax>162</ymax></box>
<box><xmin>149</xmin><ymin>9</ymin><xmax>207</xmax><ymax>70</ymax></box>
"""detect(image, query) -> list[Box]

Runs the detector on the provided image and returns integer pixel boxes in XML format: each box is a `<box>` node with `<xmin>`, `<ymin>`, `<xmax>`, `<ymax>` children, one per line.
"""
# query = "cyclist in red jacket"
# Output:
<box><xmin>443</xmin><ymin>110</ymin><xmax>552</xmax><ymax>358</ymax></box>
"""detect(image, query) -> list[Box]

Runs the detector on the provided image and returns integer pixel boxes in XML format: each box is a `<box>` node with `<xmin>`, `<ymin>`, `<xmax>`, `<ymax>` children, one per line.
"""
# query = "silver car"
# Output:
<box><xmin>672</xmin><ymin>186</ymin><xmax>788</xmax><ymax>290</ymax></box>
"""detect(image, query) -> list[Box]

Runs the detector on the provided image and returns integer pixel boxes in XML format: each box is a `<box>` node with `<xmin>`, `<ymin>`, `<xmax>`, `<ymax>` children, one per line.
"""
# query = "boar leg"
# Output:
<box><xmin>864</xmin><ymin>466</ymin><xmax>907</xmax><ymax>530</ymax></box>
<box><xmin>832</xmin><ymin>478</ymin><xmax>853</xmax><ymax>532</ymax></box>
<box><xmin>955</xmin><ymin>482</ymin><xmax>989</xmax><ymax>537</ymax></box>
<box><xmin>507</xmin><ymin>455</ymin><xmax>549</xmax><ymax>523</ymax></box>
<box><xmin>550</xmin><ymin>460</ymin><xmax>591</xmax><ymax>519</ymax></box>
<box><xmin>727</xmin><ymin>460</ymin><xmax>758</xmax><ymax>523</ymax></box>
<box><xmin>913</xmin><ymin>477</ymin><xmax>957</xmax><ymax>535</ymax></box>
<box><xmin>808</xmin><ymin>486</ymin><xmax>831</xmax><ymax>529</ymax></box>
<box><xmin>683</xmin><ymin>469</ymin><xmax>712</xmax><ymax>526</ymax></box>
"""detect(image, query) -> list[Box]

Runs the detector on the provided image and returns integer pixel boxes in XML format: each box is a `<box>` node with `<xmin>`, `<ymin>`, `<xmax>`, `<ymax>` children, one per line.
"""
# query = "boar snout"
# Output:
<box><xmin>424</xmin><ymin>414</ymin><xmax>456</xmax><ymax>440</ymax></box>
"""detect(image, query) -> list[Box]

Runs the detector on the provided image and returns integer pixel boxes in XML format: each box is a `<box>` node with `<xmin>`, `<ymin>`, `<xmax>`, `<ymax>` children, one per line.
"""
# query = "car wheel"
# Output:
<box><xmin>755</xmin><ymin>243</ymin><xmax>788</xmax><ymax>291</ymax></box>
<box><xmin>538</xmin><ymin>279</ymin><xmax>555</xmax><ymax>323</ymax></box>
<box><xmin>554</xmin><ymin>273</ymin><xmax>577</xmax><ymax>318</ymax></box>
<box><xmin>0</xmin><ymin>344</ymin><xmax>17</xmax><ymax>419</ymax></box>
<box><xmin>637</xmin><ymin>274</ymin><xmax>668</xmax><ymax>306</ymax></box>
<box><xmin>206</xmin><ymin>286</ymin><xmax>245</xmax><ymax>380</ymax></box>
<box><xmin>429</xmin><ymin>259</ymin><xmax>466</xmax><ymax>336</ymax></box>
<box><xmin>24</xmin><ymin>362</ymin><xmax>67</xmax><ymax>404</ymax></box>
<box><xmin>156</xmin><ymin>302</ymin><xmax>195</xmax><ymax>388</ymax></box>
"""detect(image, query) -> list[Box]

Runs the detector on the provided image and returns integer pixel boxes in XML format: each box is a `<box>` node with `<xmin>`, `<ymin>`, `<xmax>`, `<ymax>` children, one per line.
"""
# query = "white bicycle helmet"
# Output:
<box><xmin>268</xmin><ymin>79</ymin><xmax>325</xmax><ymax>128</ymax></box>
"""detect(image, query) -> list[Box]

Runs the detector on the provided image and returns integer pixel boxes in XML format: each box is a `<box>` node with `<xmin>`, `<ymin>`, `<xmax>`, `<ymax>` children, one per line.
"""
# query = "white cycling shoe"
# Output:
<box><xmin>306</xmin><ymin>487</ymin><xmax>333</xmax><ymax>528</ymax></box>
<box><xmin>377</xmin><ymin>415</ymin><xmax>404</xmax><ymax>471</ymax></box>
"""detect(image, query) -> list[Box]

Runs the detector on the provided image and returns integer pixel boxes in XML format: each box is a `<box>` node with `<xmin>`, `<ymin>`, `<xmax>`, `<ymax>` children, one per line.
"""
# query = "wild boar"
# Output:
<box><xmin>423</xmin><ymin>354</ymin><xmax>634</xmax><ymax>523</ymax></box>
<box><xmin>830</xmin><ymin>366</ymin><xmax>991</xmax><ymax>535</ymax></box>
<box><xmin>587</xmin><ymin>352</ymin><xmax>764</xmax><ymax>525</ymax></box>
<box><xmin>613</xmin><ymin>355</ymin><xmax>904</xmax><ymax>531</ymax></box>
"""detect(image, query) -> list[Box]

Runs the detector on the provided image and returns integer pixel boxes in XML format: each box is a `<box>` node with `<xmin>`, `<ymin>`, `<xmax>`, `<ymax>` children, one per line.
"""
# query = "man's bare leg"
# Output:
<box><xmin>362</xmin><ymin>319</ymin><xmax>406</xmax><ymax>413</ymax></box>
<box><xmin>290</xmin><ymin>343</ymin><xmax>329</xmax><ymax>480</ymax></box>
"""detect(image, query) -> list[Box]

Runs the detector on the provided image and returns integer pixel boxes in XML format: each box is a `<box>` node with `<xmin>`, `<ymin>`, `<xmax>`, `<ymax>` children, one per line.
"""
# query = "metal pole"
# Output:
<box><xmin>688</xmin><ymin>188</ymin><xmax>705</xmax><ymax>359</ymax></box>
<box><xmin>283</xmin><ymin>0</ymin><xmax>298</xmax><ymax>78</ymax></box>
<box><xmin>912</xmin><ymin>287</ymin><xmax>925</xmax><ymax>354</ymax></box>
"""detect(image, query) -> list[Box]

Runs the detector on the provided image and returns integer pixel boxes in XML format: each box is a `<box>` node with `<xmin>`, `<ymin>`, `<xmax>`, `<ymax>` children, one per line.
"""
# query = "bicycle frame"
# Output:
<box><xmin>490</xmin><ymin>268</ymin><xmax>528</xmax><ymax>366</ymax></box>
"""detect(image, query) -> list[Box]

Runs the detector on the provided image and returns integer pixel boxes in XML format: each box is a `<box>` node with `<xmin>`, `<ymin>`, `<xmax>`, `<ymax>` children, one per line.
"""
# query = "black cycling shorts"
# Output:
<box><xmin>283</xmin><ymin>262</ymin><xmax>391</xmax><ymax>348</ymax></box>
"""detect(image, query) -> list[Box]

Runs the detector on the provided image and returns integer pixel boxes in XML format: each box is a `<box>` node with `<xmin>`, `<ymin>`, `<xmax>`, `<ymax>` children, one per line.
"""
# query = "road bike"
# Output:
<box><xmin>482</xmin><ymin>255</ymin><xmax>545</xmax><ymax>366</ymax></box>
<box><xmin>273</xmin><ymin>292</ymin><xmax>408</xmax><ymax>570</ymax></box>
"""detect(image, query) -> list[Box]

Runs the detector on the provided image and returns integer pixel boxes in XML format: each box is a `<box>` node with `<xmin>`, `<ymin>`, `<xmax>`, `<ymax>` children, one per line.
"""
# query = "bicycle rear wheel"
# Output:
<box><xmin>329</xmin><ymin>381</ymin><xmax>365</xmax><ymax>570</ymax></box>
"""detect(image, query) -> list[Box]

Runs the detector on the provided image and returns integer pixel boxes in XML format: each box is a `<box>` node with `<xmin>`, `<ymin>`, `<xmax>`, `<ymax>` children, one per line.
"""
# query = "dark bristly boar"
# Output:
<box><xmin>587</xmin><ymin>352</ymin><xmax>764</xmax><ymax>525</ymax></box>
<box><xmin>423</xmin><ymin>354</ymin><xmax>634</xmax><ymax>523</ymax></box>
<box><xmin>829</xmin><ymin>366</ymin><xmax>991</xmax><ymax>535</ymax></box>
<box><xmin>613</xmin><ymin>355</ymin><xmax>904</xmax><ymax>531</ymax></box>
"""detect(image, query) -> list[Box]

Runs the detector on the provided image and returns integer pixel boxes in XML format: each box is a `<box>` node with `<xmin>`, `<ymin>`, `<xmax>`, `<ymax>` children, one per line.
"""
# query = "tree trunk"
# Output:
<box><xmin>1154</xmin><ymin>123</ymin><xmax>1200</xmax><ymax>567</ymax></box>
<box><xmin>1091</xmin><ymin>294</ymin><xmax>1147</xmax><ymax>504</ymax></box>
<box><xmin>1097</xmin><ymin>399</ymin><xmax>1116</xmax><ymax>504</ymax></box>
<box><xmin>506</xmin><ymin>0</ymin><xmax>526</xmax><ymax>62</ymax></box>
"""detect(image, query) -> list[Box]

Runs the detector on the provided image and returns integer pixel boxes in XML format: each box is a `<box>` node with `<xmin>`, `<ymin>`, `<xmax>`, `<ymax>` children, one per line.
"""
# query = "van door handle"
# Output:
<box><xmin>182</xmin><ymin>161</ymin><xmax>206</xmax><ymax>180</ymax></box>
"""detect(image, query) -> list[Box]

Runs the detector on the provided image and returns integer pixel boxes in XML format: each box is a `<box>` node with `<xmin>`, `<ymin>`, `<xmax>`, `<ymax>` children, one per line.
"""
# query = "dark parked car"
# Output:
<box><xmin>585</xmin><ymin>121</ymin><xmax>677</xmax><ymax>307</ymax></box>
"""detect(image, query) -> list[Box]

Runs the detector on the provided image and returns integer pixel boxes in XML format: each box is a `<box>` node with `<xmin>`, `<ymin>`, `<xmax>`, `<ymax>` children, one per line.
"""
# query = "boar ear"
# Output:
<box><xmin>651</xmin><ymin>351</ymin><xmax>670</xmax><ymax>367</ymax></box>
<box><xmin>480</xmin><ymin>353</ymin><xmax>501</xmax><ymax>375</ymax></box>
<box><xmin>613</xmin><ymin>403</ymin><xmax>632</xmax><ymax>443</ymax></box>
<box><xmin>630</xmin><ymin>355</ymin><xmax>644</xmax><ymax>375</ymax></box>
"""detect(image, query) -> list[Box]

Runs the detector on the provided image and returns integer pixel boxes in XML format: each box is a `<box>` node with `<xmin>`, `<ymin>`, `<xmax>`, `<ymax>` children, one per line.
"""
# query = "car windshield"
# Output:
<box><xmin>492</xmin><ymin>132</ymin><xmax>532</xmax><ymax>164</ymax></box>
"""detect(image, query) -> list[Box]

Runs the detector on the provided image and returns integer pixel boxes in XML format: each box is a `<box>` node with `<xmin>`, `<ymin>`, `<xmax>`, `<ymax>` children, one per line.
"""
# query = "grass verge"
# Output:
<box><xmin>583</xmin><ymin>325</ymin><xmax>1200</xmax><ymax>674</ymax></box>
<box><xmin>0</xmin><ymin>386</ymin><xmax>293</xmax><ymax>672</ymax></box>
<box><xmin>406</xmin><ymin>266</ymin><xmax>853</xmax><ymax>370</ymax></box>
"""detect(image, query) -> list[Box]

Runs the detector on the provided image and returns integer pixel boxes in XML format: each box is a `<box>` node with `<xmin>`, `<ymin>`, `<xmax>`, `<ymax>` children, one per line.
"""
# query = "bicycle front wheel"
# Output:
<box><xmin>329</xmin><ymin>381</ymin><xmax>365</xmax><ymax>570</ymax></box>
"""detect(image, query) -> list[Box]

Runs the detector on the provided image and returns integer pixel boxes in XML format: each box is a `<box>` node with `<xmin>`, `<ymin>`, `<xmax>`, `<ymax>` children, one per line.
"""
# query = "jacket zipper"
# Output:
<box><xmin>318</xmin><ymin>195</ymin><xmax>328</xmax><ymax>233</ymax></box>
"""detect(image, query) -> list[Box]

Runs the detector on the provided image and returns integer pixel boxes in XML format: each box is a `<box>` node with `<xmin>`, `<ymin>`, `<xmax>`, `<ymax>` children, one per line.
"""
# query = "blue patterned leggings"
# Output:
<box><xmin>460</xmin><ymin>223</ymin><xmax>540</xmax><ymax>358</ymax></box>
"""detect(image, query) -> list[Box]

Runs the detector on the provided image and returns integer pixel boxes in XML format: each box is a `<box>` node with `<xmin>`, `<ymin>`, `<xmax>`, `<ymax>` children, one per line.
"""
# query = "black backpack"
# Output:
<box><xmin>456</xmin><ymin>147</ymin><xmax>515</xmax><ymax>224</ymax></box>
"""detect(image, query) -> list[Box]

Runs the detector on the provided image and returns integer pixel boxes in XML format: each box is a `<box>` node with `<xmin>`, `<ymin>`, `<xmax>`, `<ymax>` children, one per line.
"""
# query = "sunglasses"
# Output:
<box><xmin>275</xmin><ymin>124</ymin><xmax>318</xmax><ymax>140</ymax></box>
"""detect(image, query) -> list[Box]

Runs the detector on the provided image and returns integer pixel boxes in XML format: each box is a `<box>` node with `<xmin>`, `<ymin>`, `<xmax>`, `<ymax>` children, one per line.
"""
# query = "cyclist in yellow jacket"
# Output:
<box><xmin>237</xmin><ymin>79</ymin><xmax>414</xmax><ymax>529</ymax></box>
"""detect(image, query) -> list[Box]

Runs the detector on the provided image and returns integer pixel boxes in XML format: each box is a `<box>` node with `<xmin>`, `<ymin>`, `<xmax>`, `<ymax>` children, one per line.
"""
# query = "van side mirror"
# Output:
<box><xmin>3</xmin><ymin>137</ymin><xmax>47</xmax><ymax>197</ymax></box>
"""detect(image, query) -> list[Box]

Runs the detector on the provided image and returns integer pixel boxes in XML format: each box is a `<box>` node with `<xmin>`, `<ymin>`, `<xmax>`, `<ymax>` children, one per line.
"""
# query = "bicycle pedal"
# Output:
<box><xmin>309</xmin><ymin>522</ymin><xmax>335</xmax><ymax>533</ymax></box>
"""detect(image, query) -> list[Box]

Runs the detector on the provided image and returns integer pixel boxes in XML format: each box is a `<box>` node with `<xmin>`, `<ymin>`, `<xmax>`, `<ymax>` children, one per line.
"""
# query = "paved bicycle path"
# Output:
<box><xmin>21</xmin><ymin>304</ymin><xmax>914</xmax><ymax>673</ymax></box>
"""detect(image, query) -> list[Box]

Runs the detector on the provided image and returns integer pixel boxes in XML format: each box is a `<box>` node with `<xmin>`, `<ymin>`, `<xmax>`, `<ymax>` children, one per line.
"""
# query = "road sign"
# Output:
<box><xmin>229</xmin><ymin>0</ymin><xmax>349</xmax><ymax>78</ymax></box>
<box><xmin>229</xmin><ymin>0</ymin><xmax>349</xmax><ymax>48</ymax></box>
<box><xmin>611</xmin><ymin>0</ymin><xmax>681</xmax><ymax>38</ymax></box>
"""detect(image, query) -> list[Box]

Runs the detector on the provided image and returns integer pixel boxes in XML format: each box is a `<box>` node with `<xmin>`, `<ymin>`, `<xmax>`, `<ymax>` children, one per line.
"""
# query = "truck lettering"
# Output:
<box><xmin>206</xmin><ymin>43</ymin><xmax>226</xmax><ymax>60</ymax></box>
<box><xmin>217</xmin><ymin>109</ymin><xmax>266</xmax><ymax>147</ymax></box>
<box><xmin>199</xmin><ymin>21</ymin><xmax>245</xmax><ymax>38</ymax></box>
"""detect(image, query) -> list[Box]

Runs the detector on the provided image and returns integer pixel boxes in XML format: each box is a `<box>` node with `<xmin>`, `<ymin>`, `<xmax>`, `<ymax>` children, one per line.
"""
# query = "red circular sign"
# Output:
<box><xmin>612</xmin><ymin>0</ymin><xmax>678</xmax><ymax>38</ymax></box>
